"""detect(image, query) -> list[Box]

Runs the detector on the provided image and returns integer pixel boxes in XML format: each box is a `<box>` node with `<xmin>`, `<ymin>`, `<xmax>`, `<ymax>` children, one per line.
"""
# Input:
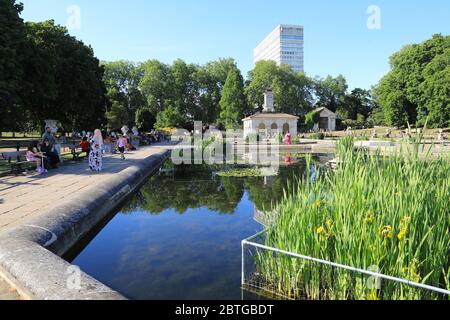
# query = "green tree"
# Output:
<box><xmin>140</xmin><ymin>59</ymin><xmax>172</xmax><ymax>114</ymax></box>
<box><xmin>20</xmin><ymin>20</ymin><xmax>106</xmax><ymax>131</ymax></box>
<box><xmin>194</xmin><ymin>58</ymin><xmax>238</xmax><ymax>124</ymax></box>
<box><xmin>245</xmin><ymin>61</ymin><xmax>280</xmax><ymax>110</ymax></box>
<box><xmin>135</xmin><ymin>106</ymin><xmax>156</xmax><ymax>132</ymax></box>
<box><xmin>170</xmin><ymin>59</ymin><xmax>199</xmax><ymax>124</ymax></box>
<box><xmin>105</xmin><ymin>101</ymin><xmax>127</xmax><ymax>129</ymax></box>
<box><xmin>219</xmin><ymin>68</ymin><xmax>246</xmax><ymax>129</ymax></box>
<box><xmin>246</xmin><ymin>61</ymin><xmax>314</xmax><ymax>116</ymax></box>
<box><xmin>154</xmin><ymin>101</ymin><xmax>185</xmax><ymax>129</ymax></box>
<box><xmin>341</xmin><ymin>88</ymin><xmax>374</xmax><ymax>126</ymax></box>
<box><xmin>375</xmin><ymin>34</ymin><xmax>450</xmax><ymax>127</ymax></box>
<box><xmin>419</xmin><ymin>49</ymin><xmax>450</xmax><ymax>127</ymax></box>
<box><xmin>0</xmin><ymin>0</ymin><xmax>26</xmax><ymax>133</ymax></box>
<box><xmin>103</xmin><ymin>60</ymin><xmax>145</xmax><ymax>128</ymax></box>
<box><xmin>273</xmin><ymin>65</ymin><xmax>314</xmax><ymax>116</ymax></box>
<box><xmin>314</xmin><ymin>75</ymin><xmax>348</xmax><ymax>114</ymax></box>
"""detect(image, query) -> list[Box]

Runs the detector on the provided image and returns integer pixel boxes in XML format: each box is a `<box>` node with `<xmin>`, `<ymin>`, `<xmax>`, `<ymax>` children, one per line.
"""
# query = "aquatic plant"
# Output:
<box><xmin>217</xmin><ymin>167</ymin><xmax>278</xmax><ymax>177</ymax></box>
<box><xmin>253</xmin><ymin>137</ymin><xmax>450</xmax><ymax>300</ymax></box>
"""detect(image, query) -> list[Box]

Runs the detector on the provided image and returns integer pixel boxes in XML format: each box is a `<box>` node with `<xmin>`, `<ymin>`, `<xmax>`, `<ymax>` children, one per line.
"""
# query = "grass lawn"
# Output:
<box><xmin>0</xmin><ymin>132</ymin><xmax>40</xmax><ymax>138</ymax></box>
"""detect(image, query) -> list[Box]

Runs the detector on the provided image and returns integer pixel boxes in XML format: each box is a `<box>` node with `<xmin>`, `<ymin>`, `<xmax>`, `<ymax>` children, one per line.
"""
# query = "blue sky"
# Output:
<box><xmin>20</xmin><ymin>0</ymin><xmax>449</xmax><ymax>90</ymax></box>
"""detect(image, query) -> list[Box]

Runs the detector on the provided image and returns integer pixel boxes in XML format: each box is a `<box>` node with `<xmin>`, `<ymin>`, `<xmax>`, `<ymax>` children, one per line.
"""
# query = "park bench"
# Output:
<box><xmin>68</xmin><ymin>145</ymin><xmax>87</xmax><ymax>161</ymax></box>
<box><xmin>0</xmin><ymin>151</ymin><xmax>36</xmax><ymax>175</ymax></box>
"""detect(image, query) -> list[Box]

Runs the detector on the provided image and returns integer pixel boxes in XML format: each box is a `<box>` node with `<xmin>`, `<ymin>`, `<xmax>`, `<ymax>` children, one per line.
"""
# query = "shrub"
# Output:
<box><xmin>310</xmin><ymin>132</ymin><xmax>325</xmax><ymax>140</ymax></box>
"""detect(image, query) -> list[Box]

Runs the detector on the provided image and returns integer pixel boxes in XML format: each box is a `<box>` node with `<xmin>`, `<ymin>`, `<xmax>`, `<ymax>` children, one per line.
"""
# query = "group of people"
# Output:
<box><xmin>26</xmin><ymin>127</ymin><xmax>62</xmax><ymax>174</ymax></box>
<box><xmin>79</xmin><ymin>129</ymin><xmax>129</xmax><ymax>173</ymax></box>
<box><xmin>25</xmin><ymin>126</ymin><xmax>171</xmax><ymax>175</ymax></box>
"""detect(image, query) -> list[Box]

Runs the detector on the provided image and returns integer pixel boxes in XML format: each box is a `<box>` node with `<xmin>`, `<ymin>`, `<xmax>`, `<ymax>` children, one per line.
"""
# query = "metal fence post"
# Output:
<box><xmin>241</xmin><ymin>240</ymin><xmax>245</xmax><ymax>286</ymax></box>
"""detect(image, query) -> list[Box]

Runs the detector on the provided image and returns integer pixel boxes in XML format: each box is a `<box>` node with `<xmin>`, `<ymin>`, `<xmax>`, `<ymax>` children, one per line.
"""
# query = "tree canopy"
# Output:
<box><xmin>1</xmin><ymin>1</ymin><xmax>448</xmax><ymax>134</ymax></box>
<box><xmin>103</xmin><ymin>60</ymin><xmax>145</xmax><ymax>128</ymax></box>
<box><xmin>219</xmin><ymin>68</ymin><xmax>246</xmax><ymax>129</ymax></box>
<box><xmin>1</xmin><ymin>1</ymin><xmax>107</xmax><ymax>133</ymax></box>
<box><xmin>374</xmin><ymin>34</ymin><xmax>450</xmax><ymax>128</ymax></box>
<box><xmin>0</xmin><ymin>0</ymin><xmax>25</xmax><ymax>132</ymax></box>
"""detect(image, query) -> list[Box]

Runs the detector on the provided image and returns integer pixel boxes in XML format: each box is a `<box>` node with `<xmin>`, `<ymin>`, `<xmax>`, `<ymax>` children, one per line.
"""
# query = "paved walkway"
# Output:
<box><xmin>0</xmin><ymin>143</ymin><xmax>173</xmax><ymax>232</ymax></box>
<box><xmin>0</xmin><ymin>143</ymin><xmax>174</xmax><ymax>299</ymax></box>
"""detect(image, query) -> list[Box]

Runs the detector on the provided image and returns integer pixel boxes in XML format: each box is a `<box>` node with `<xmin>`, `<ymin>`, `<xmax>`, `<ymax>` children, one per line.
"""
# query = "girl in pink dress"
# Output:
<box><xmin>284</xmin><ymin>133</ymin><xmax>292</xmax><ymax>145</ymax></box>
<box><xmin>116</xmin><ymin>135</ymin><xmax>128</xmax><ymax>160</ymax></box>
<box><xmin>26</xmin><ymin>142</ymin><xmax>47</xmax><ymax>174</ymax></box>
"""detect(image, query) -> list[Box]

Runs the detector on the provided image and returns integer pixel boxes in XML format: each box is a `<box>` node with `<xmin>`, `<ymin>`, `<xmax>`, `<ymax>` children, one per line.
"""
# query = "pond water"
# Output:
<box><xmin>67</xmin><ymin>153</ymin><xmax>333</xmax><ymax>300</ymax></box>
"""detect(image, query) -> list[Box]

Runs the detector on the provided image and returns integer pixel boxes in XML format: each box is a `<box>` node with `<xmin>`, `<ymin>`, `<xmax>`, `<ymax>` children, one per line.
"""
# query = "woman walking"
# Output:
<box><xmin>89</xmin><ymin>129</ymin><xmax>104</xmax><ymax>172</ymax></box>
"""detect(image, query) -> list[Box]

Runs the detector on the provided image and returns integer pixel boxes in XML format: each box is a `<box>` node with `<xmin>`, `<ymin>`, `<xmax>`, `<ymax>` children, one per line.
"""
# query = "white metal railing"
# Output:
<box><xmin>241</xmin><ymin>230</ymin><xmax>450</xmax><ymax>298</ymax></box>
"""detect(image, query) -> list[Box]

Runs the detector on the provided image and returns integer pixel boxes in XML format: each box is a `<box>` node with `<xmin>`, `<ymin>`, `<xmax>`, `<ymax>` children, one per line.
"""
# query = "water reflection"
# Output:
<box><xmin>124</xmin><ymin>157</ymin><xmax>310</xmax><ymax>215</ymax></box>
<box><xmin>71</xmin><ymin>153</ymin><xmax>334</xmax><ymax>300</ymax></box>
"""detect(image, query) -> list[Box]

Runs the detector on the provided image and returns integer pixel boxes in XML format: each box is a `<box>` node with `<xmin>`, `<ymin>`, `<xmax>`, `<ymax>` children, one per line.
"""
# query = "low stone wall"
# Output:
<box><xmin>0</xmin><ymin>149</ymin><xmax>170</xmax><ymax>300</ymax></box>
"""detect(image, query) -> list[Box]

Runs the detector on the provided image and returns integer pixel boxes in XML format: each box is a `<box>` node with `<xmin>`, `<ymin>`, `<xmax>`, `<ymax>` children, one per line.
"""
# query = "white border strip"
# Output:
<box><xmin>242</xmin><ymin>231</ymin><xmax>450</xmax><ymax>296</ymax></box>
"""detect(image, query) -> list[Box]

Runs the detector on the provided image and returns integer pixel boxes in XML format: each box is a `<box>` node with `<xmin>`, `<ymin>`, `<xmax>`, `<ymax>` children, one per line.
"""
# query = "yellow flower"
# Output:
<box><xmin>395</xmin><ymin>192</ymin><xmax>401</xmax><ymax>197</ymax></box>
<box><xmin>397</xmin><ymin>229</ymin><xmax>407</xmax><ymax>241</ymax></box>
<box><xmin>397</xmin><ymin>216</ymin><xmax>411</xmax><ymax>241</ymax></box>
<box><xmin>400</xmin><ymin>216</ymin><xmax>411</xmax><ymax>228</ymax></box>
<box><xmin>365</xmin><ymin>212</ymin><xmax>375</xmax><ymax>224</ymax></box>
<box><xmin>313</xmin><ymin>200</ymin><xmax>322</xmax><ymax>209</ymax></box>
<box><xmin>316</xmin><ymin>226</ymin><xmax>326</xmax><ymax>235</ymax></box>
<box><xmin>325</xmin><ymin>219</ymin><xmax>333</xmax><ymax>229</ymax></box>
<box><xmin>380</xmin><ymin>225</ymin><xmax>392</xmax><ymax>239</ymax></box>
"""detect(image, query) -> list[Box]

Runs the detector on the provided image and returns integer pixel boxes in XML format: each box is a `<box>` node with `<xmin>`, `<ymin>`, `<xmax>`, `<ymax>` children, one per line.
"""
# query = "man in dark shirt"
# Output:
<box><xmin>40</xmin><ymin>139</ymin><xmax>60</xmax><ymax>169</ymax></box>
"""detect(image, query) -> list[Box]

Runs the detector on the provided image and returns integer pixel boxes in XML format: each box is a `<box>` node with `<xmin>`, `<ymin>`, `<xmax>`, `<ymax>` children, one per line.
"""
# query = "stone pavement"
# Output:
<box><xmin>0</xmin><ymin>143</ymin><xmax>174</xmax><ymax>299</ymax></box>
<box><xmin>0</xmin><ymin>143</ymin><xmax>173</xmax><ymax>232</ymax></box>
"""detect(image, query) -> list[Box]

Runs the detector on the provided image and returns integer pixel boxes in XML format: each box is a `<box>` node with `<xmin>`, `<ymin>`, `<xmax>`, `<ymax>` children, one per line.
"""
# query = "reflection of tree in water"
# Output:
<box><xmin>124</xmin><ymin>164</ymin><xmax>244</xmax><ymax>214</ymax></box>
<box><xmin>245</xmin><ymin>161</ymin><xmax>305</xmax><ymax>212</ymax></box>
<box><xmin>123</xmin><ymin>159</ymin><xmax>308</xmax><ymax>215</ymax></box>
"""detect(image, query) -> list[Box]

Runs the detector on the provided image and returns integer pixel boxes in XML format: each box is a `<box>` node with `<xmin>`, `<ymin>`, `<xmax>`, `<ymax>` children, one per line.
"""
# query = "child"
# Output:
<box><xmin>284</xmin><ymin>132</ymin><xmax>292</xmax><ymax>145</ymax></box>
<box><xmin>117</xmin><ymin>134</ymin><xmax>127</xmax><ymax>160</ymax></box>
<box><xmin>26</xmin><ymin>142</ymin><xmax>47</xmax><ymax>174</ymax></box>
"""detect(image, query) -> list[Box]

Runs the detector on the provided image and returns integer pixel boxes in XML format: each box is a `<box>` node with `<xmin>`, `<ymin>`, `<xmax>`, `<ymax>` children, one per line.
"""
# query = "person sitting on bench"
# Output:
<box><xmin>26</xmin><ymin>141</ymin><xmax>47</xmax><ymax>174</ymax></box>
<box><xmin>79</xmin><ymin>137</ymin><xmax>91</xmax><ymax>156</ymax></box>
<box><xmin>40</xmin><ymin>138</ymin><xmax>60</xmax><ymax>169</ymax></box>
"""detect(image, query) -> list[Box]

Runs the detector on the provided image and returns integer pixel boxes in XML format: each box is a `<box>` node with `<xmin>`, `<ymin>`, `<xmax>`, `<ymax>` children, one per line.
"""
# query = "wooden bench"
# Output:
<box><xmin>0</xmin><ymin>151</ymin><xmax>36</xmax><ymax>175</ymax></box>
<box><xmin>68</xmin><ymin>145</ymin><xmax>87</xmax><ymax>161</ymax></box>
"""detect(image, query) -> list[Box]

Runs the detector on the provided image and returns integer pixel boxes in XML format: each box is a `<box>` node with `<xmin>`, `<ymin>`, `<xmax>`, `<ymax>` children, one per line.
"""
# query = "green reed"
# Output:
<box><xmin>255</xmin><ymin>136</ymin><xmax>450</xmax><ymax>300</ymax></box>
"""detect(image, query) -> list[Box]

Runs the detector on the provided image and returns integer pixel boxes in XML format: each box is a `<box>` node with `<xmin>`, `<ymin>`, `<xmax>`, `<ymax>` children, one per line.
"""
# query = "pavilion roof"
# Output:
<box><xmin>242</xmin><ymin>112</ymin><xmax>299</xmax><ymax>122</ymax></box>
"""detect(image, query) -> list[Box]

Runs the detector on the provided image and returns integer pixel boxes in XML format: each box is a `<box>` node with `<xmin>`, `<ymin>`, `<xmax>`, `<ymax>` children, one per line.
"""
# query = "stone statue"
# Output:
<box><xmin>132</xmin><ymin>126</ymin><xmax>139</xmax><ymax>136</ymax></box>
<box><xmin>263</xmin><ymin>89</ymin><xmax>275</xmax><ymax>113</ymax></box>
<box><xmin>403</xmin><ymin>129</ymin><xmax>411</xmax><ymax>139</ymax></box>
<box><xmin>437</xmin><ymin>129</ymin><xmax>447</xmax><ymax>142</ymax></box>
<box><xmin>44</xmin><ymin>120</ymin><xmax>58</xmax><ymax>134</ymax></box>
<box><xmin>370</xmin><ymin>129</ymin><xmax>377</xmax><ymax>140</ymax></box>
<box><xmin>384</xmin><ymin>128</ymin><xmax>392</xmax><ymax>139</ymax></box>
<box><xmin>345</xmin><ymin>127</ymin><xmax>352</xmax><ymax>136</ymax></box>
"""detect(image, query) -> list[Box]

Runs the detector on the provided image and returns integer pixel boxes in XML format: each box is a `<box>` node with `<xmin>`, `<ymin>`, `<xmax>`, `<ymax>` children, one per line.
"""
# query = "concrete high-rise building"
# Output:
<box><xmin>253</xmin><ymin>24</ymin><xmax>304</xmax><ymax>73</ymax></box>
